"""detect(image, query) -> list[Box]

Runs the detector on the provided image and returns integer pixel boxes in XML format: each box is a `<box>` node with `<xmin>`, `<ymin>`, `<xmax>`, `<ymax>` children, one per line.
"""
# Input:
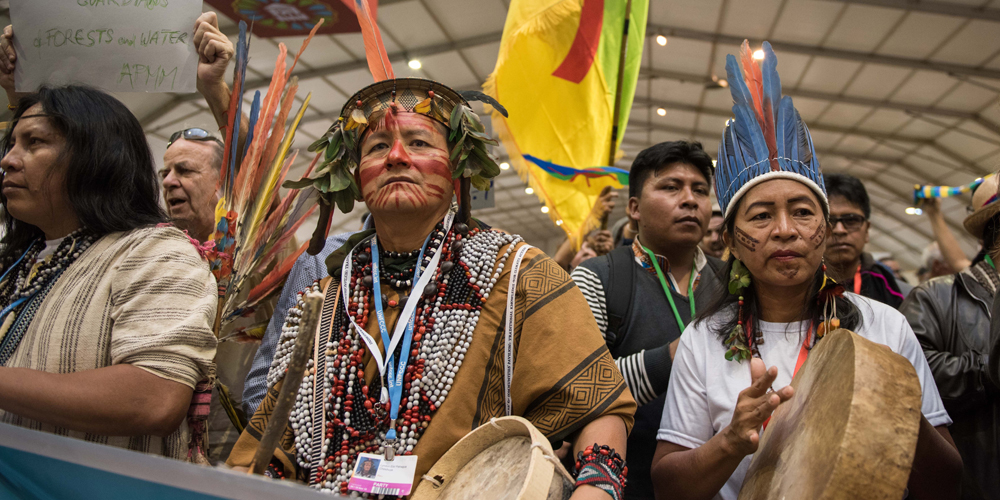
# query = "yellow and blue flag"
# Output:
<box><xmin>485</xmin><ymin>0</ymin><xmax>648</xmax><ymax>246</ymax></box>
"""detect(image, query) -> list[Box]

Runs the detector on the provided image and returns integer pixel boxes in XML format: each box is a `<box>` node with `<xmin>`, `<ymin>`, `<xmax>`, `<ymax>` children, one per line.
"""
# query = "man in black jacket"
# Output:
<box><xmin>901</xmin><ymin>174</ymin><xmax>1000</xmax><ymax>500</ymax></box>
<box><xmin>571</xmin><ymin>141</ymin><xmax>725</xmax><ymax>499</ymax></box>
<box><xmin>825</xmin><ymin>173</ymin><xmax>907</xmax><ymax>307</ymax></box>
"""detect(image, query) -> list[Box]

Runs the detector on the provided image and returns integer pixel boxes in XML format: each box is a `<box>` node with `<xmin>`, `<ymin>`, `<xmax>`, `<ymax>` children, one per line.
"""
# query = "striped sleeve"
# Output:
<box><xmin>570</xmin><ymin>266</ymin><xmax>608</xmax><ymax>339</ymax></box>
<box><xmin>109</xmin><ymin>228</ymin><xmax>218</xmax><ymax>389</ymax></box>
<box><xmin>571</xmin><ymin>265</ymin><xmax>660</xmax><ymax>406</ymax></box>
<box><xmin>615</xmin><ymin>351</ymin><xmax>658</xmax><ymax>406</ymax></box>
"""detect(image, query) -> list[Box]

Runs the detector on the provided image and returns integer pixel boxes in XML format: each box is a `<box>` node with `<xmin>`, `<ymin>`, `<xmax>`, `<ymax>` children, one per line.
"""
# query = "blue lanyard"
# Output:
<box><xmin>0</xmin><ymin>241</ymin><xmax>41</xmax><ymax>324</ymax></box>
<box><xmin>369</xmin><ymin>236</ymin><xmax>430</xmax><ymax>441</ymax></box>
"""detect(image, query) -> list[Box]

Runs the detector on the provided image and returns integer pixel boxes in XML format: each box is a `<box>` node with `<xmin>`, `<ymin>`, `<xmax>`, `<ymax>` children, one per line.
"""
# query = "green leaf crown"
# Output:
<box><xmin>283</xmin><ymin>78</ymin><xmax>503</xmax><ymax>213</ymax></box>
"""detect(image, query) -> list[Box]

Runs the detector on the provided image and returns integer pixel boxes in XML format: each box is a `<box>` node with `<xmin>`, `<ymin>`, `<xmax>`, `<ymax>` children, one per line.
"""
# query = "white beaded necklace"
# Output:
<box><xmin>268</xmin><ymin>223</ymin><xmax>522</xmax><ymax>496</ymax></box>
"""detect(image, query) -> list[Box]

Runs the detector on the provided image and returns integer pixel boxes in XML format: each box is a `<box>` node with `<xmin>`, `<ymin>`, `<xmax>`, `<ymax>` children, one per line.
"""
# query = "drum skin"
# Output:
<box><xmin>412</xmin><ymin>416</ymin><xmax>573</xmax><ymax>500</ymax></box>
<box><xmin>738</xmin><ymin>329</ymin><xmax>922</xmax><ymax>500</ymax></box>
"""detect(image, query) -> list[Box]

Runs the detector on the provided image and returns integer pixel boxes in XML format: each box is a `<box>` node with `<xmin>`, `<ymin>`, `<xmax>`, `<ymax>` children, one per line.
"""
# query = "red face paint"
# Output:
<box><xmin>358</xmin><ymin>112</ymin><xmax>454</xmax><ymax>213</ymax></box>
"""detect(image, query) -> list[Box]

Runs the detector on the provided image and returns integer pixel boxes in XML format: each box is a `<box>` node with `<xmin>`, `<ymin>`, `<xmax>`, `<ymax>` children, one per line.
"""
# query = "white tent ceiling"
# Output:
<box><xmin>5</xmin><ymin>0</ymin><xmax>1000</xmax><ymax>269</ymax></box>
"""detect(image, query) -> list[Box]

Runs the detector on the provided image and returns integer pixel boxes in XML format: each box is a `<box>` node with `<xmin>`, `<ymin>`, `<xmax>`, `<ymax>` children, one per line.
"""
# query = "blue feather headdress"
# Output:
<box><xmin>716</xmin><ymin>41</ymin><xmax>827</xmax><ymax>219</ymax></box>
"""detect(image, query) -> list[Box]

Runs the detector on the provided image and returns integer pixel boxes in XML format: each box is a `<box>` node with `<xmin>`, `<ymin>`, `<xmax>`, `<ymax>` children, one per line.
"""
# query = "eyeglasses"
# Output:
<box><xmin>829</xmin><ymin>214</ymin><xmax>867</xmax><ymax>231</ymax></box>
<box><xmin>167</xmin><ymin>127</ymin><xmax>224</xmax><ymax>149</ymax></box>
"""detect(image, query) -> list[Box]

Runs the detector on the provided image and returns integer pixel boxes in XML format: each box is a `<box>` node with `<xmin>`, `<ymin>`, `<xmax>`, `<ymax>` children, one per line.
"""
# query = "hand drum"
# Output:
<box><xmin>738</xmin><ymin>329</ymin><xmax>922</xmax><ymax>500</ymax></box>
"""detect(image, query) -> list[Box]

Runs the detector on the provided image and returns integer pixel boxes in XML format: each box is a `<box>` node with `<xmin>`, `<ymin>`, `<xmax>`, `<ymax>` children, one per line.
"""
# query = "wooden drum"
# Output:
<box><xmin>411</xmin><ymin>416</ymin><xmax>574</xmax><ymax>500</ymax></box>
<box><xmin>738</xmin><ymin>329</ymin><xmax>923</xmax><ymax>500</ymax></box>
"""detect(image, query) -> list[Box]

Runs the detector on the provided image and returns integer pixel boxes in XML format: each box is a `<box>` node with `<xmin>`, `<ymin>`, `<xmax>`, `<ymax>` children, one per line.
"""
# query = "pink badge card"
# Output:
<box><xmin>347</xmin><ymin>453</ymin><xmax>418</xmax><ymax>496</ymax></box>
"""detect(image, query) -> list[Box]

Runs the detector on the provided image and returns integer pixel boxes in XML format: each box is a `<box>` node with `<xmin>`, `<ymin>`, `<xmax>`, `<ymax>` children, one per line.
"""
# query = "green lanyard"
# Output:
<box><xmin>640</xmin><ymin>244</ymin><xmax>696</xmax><ymax>332</ymax></box>
<box><xmin>986</xmin><ymin>255</ymin><xmax>996</xmax><ymax>269</ymax></box>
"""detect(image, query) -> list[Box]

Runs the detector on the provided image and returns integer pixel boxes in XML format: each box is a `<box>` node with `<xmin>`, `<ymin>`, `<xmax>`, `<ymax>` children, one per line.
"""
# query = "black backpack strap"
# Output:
<box><xmin>605</xmin><ymin>245</ymin><xmax>636</xmax><ymax>344</ymax></box>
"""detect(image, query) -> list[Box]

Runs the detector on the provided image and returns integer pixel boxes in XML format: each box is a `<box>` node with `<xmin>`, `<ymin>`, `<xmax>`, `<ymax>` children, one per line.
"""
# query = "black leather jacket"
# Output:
<box><xmin>901</xmin><ymin>271</ymin><xmax>1000</xmax><ymax>499</ymax></box>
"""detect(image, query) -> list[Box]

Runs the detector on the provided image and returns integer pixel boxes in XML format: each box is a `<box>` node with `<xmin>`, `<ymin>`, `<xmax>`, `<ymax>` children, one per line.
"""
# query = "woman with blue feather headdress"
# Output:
<box><xmin>649</xmin><ymin>42</ymin><xmax>963</xmax><ymax>500</ymax></box>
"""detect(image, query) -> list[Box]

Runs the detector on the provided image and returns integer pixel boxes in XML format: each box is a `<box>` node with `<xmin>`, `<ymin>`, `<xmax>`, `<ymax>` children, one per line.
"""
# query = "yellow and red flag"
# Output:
<box><xmin>485</xmin><ymin>0</ymin><xmax>648</xmax><ymax>246</ymax></box>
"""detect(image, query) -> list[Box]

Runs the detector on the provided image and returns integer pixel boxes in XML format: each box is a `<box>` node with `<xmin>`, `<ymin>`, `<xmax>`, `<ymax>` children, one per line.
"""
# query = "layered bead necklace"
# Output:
<box><xmin>0</xmin><ymin>229</ymin><xmax>98</xmax><ymax>364</ymax></box>
<box><xmin>270</xmin><ymin>218</ymin><xmax>521</xmax><ymax>496</ymax></box>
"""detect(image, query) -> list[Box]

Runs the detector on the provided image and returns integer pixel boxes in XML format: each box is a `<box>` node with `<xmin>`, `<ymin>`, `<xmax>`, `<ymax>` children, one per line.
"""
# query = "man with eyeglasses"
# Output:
<box><xmin>824</xmin><ymin>173</ymin><xmax>906</xmax><ymax>308</ymax></box>
<box><xmin>160</xmin><ymin>128</ymin><xmax>225</xmax><ymax>243</ymax></box>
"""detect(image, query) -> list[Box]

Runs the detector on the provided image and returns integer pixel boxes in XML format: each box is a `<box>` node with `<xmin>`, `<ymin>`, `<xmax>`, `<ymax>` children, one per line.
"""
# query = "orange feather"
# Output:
<box><xmin>739</xmin><ymin>41</ymin><xmax>765</xmax><ymax>129</ymax></box>
<box><xmin>286</xmin><ymin>19</ymin><xmax>324</xmax><ymax>79</ymax></box>
<box><xmin>342</xmin><ymin>0</ymin><xmax>394</xmax><ymax>82</ymax></box>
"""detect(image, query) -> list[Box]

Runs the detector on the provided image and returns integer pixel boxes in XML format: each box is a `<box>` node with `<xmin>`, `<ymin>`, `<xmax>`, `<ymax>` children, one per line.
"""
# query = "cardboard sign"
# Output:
<box><xmin>11</xmin><ymin>0</ymin><xmax>202</xmax><ymax>93</ymax></box>
<box><xmin>470</xmin><ymin>179</ymin><xmax>495</xmax><ymax>211</ymax></box>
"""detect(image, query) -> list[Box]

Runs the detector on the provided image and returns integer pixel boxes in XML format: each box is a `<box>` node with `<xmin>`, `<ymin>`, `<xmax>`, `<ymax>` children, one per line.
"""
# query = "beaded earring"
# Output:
<box><xmin>816</xmin><ymin>262</ymin><xmax>845</xmax><ymax>340</ymax></box>
<box><xmin>724</xmin><ymin>259</ymin><xmax>753</xmax><ymax>362</ymax></box>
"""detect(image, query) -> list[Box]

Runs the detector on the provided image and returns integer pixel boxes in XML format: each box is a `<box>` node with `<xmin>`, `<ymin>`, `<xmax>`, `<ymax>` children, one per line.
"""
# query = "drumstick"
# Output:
<box><xmin>249</xmin><ymin>290</ymin><xmax>324</xmax><ymax>475</ymax></box>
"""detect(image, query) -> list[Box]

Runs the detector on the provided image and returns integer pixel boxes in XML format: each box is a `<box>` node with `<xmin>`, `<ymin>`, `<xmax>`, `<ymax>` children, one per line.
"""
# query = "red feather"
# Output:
<box><xmin>234</xmin><ymin>44</ymin><xmax>288</xmax><ymax>208</ymax></box>
<box><xmin>342</xmin><ymin>0</ymin><xmax>394</xmax><ymax>82</ymax></box>
<box><xmin>247</xmin><ymin>241</ymin><xmax>310</xmax><ymax>305</ymax></box>
<box><xmin>740</xmin><ymin>41</ymin><xmax>778</xmax><ymax>169</ymax></box>
<box><xmin>218</xmin><ymin>58</ymin><xmax>244</xmax><ymax>192</ymax></box>
<box><xmin>739</xmin><ymin>42</ymin><xmax>765</xmax><ymax>126</ymax></box>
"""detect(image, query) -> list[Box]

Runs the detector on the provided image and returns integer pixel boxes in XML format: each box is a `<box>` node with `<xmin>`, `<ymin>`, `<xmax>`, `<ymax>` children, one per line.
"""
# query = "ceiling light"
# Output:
<box><xmin>656</xmin><ymin>107</ymin><xmax>667</xmax><ymax>117</ymax></box>
<box><xmin>499</xmin><ymin>162</ymin><xmax>510</xmax><ymax>170</ymax></box>
<box><xmin>718</xmin><ymin>79</ymin><xmax>728</xmax><ymax>88</ymax></box>
<box><xmin>752</xmin><ymin>49</ymin><xmax>764</xmax><ymax>60</ymax></box>
<box><xmin>905</xmin><ymin>207</ymin><xmax>923</xmax><ymax>215</ymax></box>
<box><xmin>655</xmin><ymin>35</ymin><xmax>667</xmax><ymax>46</ymax></box>
<box><xmin>525</xmin><ymin>187</ymin><xmax>534</xmax><ymax>195</ymax></box>
<box><xmin>556</xmin><ymin>219</ymin><xmax>563</xmax><ymax>226</ymax></box>
<box><xmin>408</xmin><ymin>59</ymin><xmax>422</xmax><ymax>70</ymax></box>
<box><xmin>541</xmin><ymin>206</ymin><xmax>549</xmax><ymax>214</ymax></box>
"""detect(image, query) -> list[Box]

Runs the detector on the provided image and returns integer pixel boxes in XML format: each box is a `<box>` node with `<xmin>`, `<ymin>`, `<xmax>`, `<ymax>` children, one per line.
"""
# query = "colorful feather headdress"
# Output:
<box><xmin>284</xmin><ymin>0</ymin><xmax>507</xmax><ymax>254</ymax></box>
<box><xmin>716</xmin><ymin>41</ymin><xmax>826</xmax><ymax>219</ymax></box>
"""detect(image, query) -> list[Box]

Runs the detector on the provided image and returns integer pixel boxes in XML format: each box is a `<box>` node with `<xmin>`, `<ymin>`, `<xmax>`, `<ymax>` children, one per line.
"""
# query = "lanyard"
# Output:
<box><xmin>986</xmin><ymin>255</ymin><xmax>996</xmax><ymax>270</ymax></box>
<box><xmin>640</xmin><ymin>244</ymin><xmax>696</xmax><ymax>332</ymax></box>
<box><xmin>853</xmin><ymin>265</ymin><xmax>862</xmax><ymax>295</ymax></box>
<box><xmin>761</xmin><ymin>323</ymin><xmax>812</xmax><ymax>432</ymax></box>
<box><xmin>340</xmin><ymin>212</ymin><xmax>454</xmax><ymax>452</ymax></box>
<box><xmin>370</xmin><ymin>235</ymin><xmax>427</xmax><ymax>443</ymax></box>
<box><xmin>340</xmin><ymin>213</ymin><xmax>453</xmax><ymax>391</ymax></box>
<box><xmin>0</xmin><ymin>242</ymin><xmax>41</xmax><ymax>326</ymax></box>
<box><xmin>503</xmin><ymin>244</ymin><xmax>532</xmax><ymax>417</ymax></box>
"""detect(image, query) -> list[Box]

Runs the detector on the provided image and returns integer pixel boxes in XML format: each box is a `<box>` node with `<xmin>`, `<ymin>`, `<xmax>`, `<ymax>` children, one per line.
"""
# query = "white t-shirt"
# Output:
<box><xmin>657</xmin><ymin>293</ymin><xmax>950</xmax><ymax>500</ymax></box>
<box><xmin>33</xmin><ymin>237</ymin><xmax>66</xmax><ymax>265</ymax></box>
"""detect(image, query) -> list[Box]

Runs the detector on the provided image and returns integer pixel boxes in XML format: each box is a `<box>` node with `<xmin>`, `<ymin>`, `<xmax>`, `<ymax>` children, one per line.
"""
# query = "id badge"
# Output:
<box><xmin>347</xmin><ymin>452</ymin><xmax>418</xmax><ymax>496</ymax></box>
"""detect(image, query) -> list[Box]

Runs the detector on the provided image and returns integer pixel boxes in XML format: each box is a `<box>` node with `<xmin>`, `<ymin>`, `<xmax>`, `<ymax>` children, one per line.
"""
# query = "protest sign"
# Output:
<box><xmin>10</xmin><ymin>0</ymin><xmax>202</xmax><ymax>93</ymax></box>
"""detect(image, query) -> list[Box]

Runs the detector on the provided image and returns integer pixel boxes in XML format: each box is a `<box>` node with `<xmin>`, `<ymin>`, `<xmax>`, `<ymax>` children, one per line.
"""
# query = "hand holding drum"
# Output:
<box><xmin>723</xmin><ymin>358</ymin><xmax>794</xmax><ymax>457</ymax></box>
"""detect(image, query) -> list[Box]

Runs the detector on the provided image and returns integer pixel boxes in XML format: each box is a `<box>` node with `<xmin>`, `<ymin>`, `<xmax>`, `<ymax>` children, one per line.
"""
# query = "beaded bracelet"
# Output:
<box><xmin>573</xmin><ymin>443</ymin><xmax>627</xmax><ymax>500</ymax></box>
<box><xmin>264</xmin><ymin>462</ymin><xmax>287</xmax><ymax>480</ymax></box>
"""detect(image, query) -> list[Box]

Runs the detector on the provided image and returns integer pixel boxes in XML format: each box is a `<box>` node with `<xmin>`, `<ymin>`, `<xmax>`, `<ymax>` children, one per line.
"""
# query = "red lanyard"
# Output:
<box><xmin>760</xmin><ymin>324</ymin><xmax>812</xmax><ymax>431</ymax></box>
<box><xmin>853</xmin><ymin>265</ymin><xmax>862</xmax><ymax>294</ymax></box>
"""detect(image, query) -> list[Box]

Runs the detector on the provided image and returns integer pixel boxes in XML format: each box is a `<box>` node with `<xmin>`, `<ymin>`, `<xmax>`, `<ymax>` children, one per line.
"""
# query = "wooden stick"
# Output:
<box><xmin>248</xmin><ymin>290</ymin><xmax>324</xmax><ymax>475</ymax></box>
<box><xmin>459</xmin><ymin>177</ymin><xmax>472</xmax><ymax>224</ymax></box>
<box><xmin>607</xmin><ymin>0</ymin><xmax>634</xmax><ymax>169</ymax></box>
<box><xmin>308</xmin><ymin>200</ymin><xmax>333</xmax><ymax>255</ymax></box>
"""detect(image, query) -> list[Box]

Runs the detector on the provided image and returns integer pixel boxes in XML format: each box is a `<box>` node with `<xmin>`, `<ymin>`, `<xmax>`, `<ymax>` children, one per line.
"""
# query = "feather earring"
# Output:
<box><xmin>817</xmin><ymin>262</ymin><xmax>844</xmax><ymax>340</ymax></box>
<box><xmin>725</xmin><ymin>259</ymin><xmax>754</xmax><ymax>362</ymax></box>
